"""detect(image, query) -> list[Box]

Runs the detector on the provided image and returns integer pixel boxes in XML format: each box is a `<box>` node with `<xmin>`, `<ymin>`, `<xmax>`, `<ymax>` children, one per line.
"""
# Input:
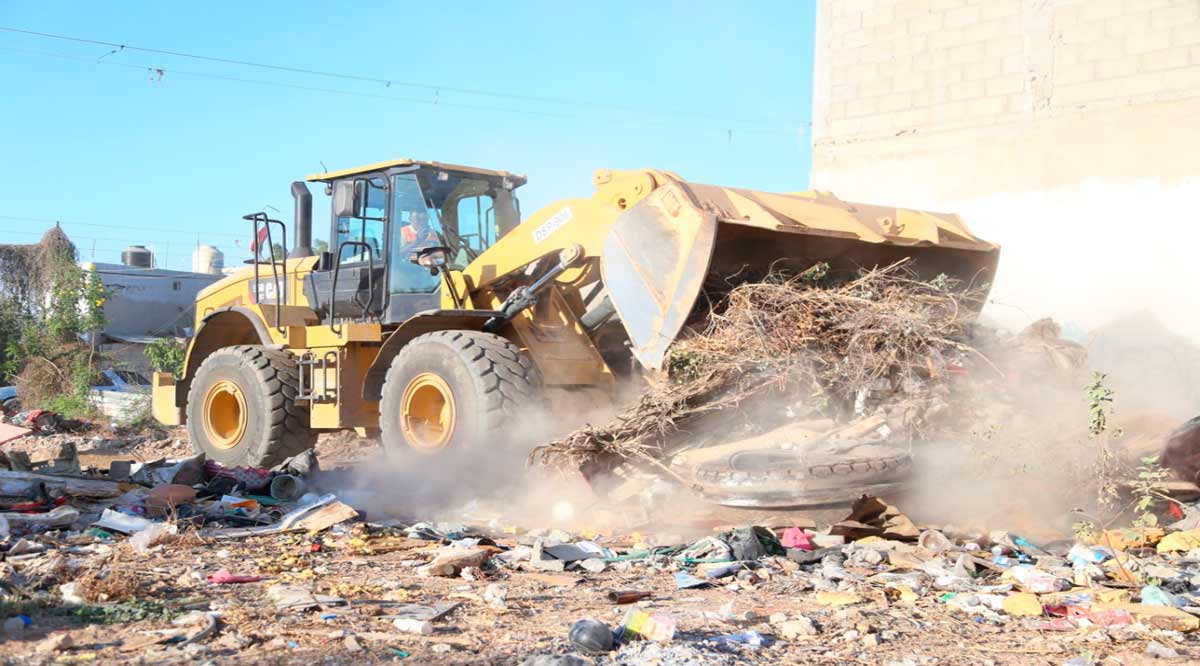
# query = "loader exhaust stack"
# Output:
<box><xmin>291</xmin><ymin>181</ymin><xmax>313</xmax><ymax>258</ymax></box>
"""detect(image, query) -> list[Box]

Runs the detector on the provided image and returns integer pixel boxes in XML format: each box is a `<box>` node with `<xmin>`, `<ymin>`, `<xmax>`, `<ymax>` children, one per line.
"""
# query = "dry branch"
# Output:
<box><xmin>531</xmin><ymin>260</ymin><xmax>988</xmax><ymax>474</ymax></box>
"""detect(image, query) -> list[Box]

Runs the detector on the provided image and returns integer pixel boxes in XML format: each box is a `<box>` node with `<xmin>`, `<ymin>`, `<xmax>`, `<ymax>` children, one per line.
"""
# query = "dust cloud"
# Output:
<box><xmin>888</xmin><ymin>176</ymin><xmax>1200</xmax><ymax>533</ymax></box>
<box><xmin>330</xmin><ymin>174</ymin><xmax>1200</xmax><ymax>534</ymax></box>
<box><xmin>327</xmin><ymin>400</ymin><xmax>619</xmax><ymax>531</ymax></box>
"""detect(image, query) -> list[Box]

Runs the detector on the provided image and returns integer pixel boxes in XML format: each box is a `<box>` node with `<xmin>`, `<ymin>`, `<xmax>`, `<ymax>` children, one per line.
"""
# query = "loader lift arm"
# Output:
<box><xmin>361</xmin><ymin>243</ymin><xmax>584</xmax><ymax>401</ymax></box>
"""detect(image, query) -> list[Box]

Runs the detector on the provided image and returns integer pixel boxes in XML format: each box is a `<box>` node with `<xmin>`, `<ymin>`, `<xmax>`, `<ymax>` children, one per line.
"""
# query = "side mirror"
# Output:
<box><xmin>332</xmin><ymin>181</ymin><xmax>357</xmax><ymax>218</ymax></box>
<box><xmin>412</xmin><ymin>246</ymin><xmax>452</xmax><ymax>275</ymax></box>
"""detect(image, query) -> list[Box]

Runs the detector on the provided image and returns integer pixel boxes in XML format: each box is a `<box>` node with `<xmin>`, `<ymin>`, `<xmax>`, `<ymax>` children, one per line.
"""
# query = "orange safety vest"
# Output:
<box><xmin>401</xmin><ymin>226</ymin><xmax>438</xmax><ymax>244</ymax></box>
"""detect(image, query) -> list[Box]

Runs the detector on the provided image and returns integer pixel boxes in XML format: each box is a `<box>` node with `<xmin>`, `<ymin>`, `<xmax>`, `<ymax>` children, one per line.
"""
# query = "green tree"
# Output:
<box><xmin>145</xmin><ymin>337</ymin><xmax>186</xmax><ymax>376</ymax></box>
<box><xmin>45</xmin><ymin>266</ymin><xmax>109</xmax><ymax>343</ymax></box>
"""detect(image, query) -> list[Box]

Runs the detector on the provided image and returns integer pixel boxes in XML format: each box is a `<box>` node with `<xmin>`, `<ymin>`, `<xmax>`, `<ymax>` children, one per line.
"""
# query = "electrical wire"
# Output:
<box><xmin>0</xmin><ymin>25</ymin><xmax>808</xmax><ymax>129</ymax></box>
<box><xmin>2</xmin><ymin>45</ymin><xmax>806</xmax><ymax>139</ymax></box>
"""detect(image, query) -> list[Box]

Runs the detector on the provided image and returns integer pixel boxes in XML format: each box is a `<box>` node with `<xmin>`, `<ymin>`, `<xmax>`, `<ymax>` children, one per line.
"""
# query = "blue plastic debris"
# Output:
<box><xmin>710</xmin><ymin>630</ymin><xmax>767</xmax><ymax>648</ymax></box>
<box><xmin>674</xmin><ymin>571</ymin><xmax>711</xmax><ymax>589</ymax></box>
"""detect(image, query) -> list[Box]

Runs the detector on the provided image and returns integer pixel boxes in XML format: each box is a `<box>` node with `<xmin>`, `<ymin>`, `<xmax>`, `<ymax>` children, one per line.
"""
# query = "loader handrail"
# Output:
<box><xmin>244</xmin><ymin>212</ymin><xmax>288</xmax><ymax>335</ymax></box>
<box><xmin>330</xmin><ymin>240</ymin><xmax>376</xmax><ymax>331</ymax></box>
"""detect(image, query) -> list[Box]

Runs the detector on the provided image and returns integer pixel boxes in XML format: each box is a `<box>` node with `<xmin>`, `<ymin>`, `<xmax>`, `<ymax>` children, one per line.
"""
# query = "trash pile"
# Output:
<box><xmin>0</xmin><ymin>408</ymin><xmax>84</xmax><ymax>447</ymax></box>
<box><xmin>1</xmin><ymin>424</ymin><xmax>1198</xmax><ymax>664</ymax></box>
<box><xmin>518</xmin><ymin>494</ymin><xmax>1200</xmax><ymax>665</ymax></box>
<box><xmin>532</xmin><ymin>261</ymin><xmax>1097</xmax><ymax>509</ymax></box>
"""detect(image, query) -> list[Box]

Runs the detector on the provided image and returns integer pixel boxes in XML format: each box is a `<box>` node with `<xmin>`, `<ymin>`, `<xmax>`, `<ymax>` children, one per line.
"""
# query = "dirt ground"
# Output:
<box><xmin>0</xmin><ymin>430</ymin><xmax>1197</xmax><ymax>665</ymax></box>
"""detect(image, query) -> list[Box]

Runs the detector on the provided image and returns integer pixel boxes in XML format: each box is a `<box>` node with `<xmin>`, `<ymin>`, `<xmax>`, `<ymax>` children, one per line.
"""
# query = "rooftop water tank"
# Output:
<box><xmin>192</xmin><ymin>245</ymin><xmax>225</xmax><ymax>275</ymax></box>
<box><xmin>121</xmin><ymin>245</ymin><xmax>153</xmax><ymax>269</ymax></box>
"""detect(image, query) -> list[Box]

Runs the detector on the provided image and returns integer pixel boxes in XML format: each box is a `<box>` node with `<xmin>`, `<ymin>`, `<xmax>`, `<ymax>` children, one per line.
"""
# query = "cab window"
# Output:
<box><xmin>456</xmin><ymin>195</ymin><xmax>494</xmax><ymax>256</ymax></box>
<box><xmin>335</xmin><ymin>177</ymin><xmax>386</xmax><ymax>264</ymax></box>
<box><xmin>415</xmin><ymin>171</ymin><xmax>520</xmax><ymax>268</ymax></box>
<box><xmin>389</xmin><ymin>173</ymin><xmax>443</xmax><ymax>294</ymax></box>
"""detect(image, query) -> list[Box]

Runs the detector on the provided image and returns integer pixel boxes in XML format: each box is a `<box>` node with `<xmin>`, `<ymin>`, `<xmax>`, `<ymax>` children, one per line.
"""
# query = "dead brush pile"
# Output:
<box><xmin>531</xmin><ymin>260</ymin><xmax>989</xmax><ymax>474</ymax></box>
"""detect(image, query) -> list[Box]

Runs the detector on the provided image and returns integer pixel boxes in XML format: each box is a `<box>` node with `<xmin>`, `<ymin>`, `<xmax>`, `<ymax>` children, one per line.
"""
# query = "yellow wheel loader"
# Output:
<box><xmin>152</xmin><ymin>158</ymin><xmax>999</xmax><ymax>505</ymax></box>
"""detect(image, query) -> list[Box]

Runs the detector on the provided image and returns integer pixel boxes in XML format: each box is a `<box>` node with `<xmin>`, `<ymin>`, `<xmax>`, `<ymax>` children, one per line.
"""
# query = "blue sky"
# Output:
<box><xmin>0</xmin><ymin>2</ymin><xmax>816</xmax><ymax>270</ymax></box>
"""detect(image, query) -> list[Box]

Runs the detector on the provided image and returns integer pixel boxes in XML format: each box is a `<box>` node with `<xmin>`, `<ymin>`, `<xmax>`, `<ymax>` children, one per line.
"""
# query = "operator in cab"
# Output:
<box><xmin>400</xmin><ymin>210</ymin><xmax>440</xmax><ymax>247</ymax></box>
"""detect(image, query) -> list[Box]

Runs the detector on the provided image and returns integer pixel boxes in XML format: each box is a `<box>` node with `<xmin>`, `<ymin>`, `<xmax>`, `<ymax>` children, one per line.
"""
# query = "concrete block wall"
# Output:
<box><xmin>814</xmin><ymin>0</ymin><xmax>1200</xmax><ymax>143</ymax></box>
<box><xmin>811</xmin><ymin>0</ymin><xmax>1200</xmax><ymax>414</ymax></box>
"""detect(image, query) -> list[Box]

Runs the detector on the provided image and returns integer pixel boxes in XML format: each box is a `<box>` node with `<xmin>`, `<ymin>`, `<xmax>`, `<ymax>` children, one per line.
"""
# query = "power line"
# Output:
<box><xmin>0</xmin><ymin>26</ymin><xmax>810</xmax><ymax>132</ymax></box>
<box><xmin>2</xmin><ymin>45</ymin><xmax>805</xmax><ymax>140</ymax></box>
<box><xmin>0</xmin><ymin>45</ymin><xmax>573</xmax><ymax>122</ymax></box>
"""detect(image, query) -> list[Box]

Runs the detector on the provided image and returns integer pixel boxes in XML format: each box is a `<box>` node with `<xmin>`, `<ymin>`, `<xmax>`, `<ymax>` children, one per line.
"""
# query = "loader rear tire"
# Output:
<box><xmin>186</xmin><ymin>345</ymin><xmax>316</xmax><ymax>467</ymax></box>
<box><xmin>379</xmin><ymin>330</ymin><xmax>539</xmax><ymax>456</ymax></box>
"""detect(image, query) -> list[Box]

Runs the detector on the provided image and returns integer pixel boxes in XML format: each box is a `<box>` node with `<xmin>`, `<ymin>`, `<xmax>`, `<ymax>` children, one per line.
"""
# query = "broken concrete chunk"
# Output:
<box><xmin>579</xmin><ymin>558</ymin><xmax>607</xmax><ymax>574</ymax></box>
<box><xmin>779</xmin><ymin>616</ymin><xmax>819</xmax><ymax>639</ymax></box>
<box><xmin>35</xmin><ymin>632</ymin><xmax>73</xmax><ymax>654</ymax></box>
<box><xmin>417</xmin><ymin>548</ymin><xmax>489</xmax><ymax>577</ymax></box>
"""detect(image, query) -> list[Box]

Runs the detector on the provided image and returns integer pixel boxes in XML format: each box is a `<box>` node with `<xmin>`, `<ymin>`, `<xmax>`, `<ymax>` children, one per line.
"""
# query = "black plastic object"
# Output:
<box><xmin>725</xmin><ymin>526</ymin><xmax>784</xmax><ymax>560</ymax></box>
<box><xmin>568</xmin><ymin>618</ymin><xmax>614</xmax><ymax>653</ymax></box>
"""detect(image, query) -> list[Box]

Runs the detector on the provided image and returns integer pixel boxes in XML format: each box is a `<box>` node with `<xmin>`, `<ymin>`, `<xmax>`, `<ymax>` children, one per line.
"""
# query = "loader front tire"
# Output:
<box><xmin>379</xmin><ymin>331</ymin><xmax>539</xmax><ymax>456</ymax></box>
<box><xmin>186</xmin><ymin>345</ymin><xmax>316</xmax><ymax>467</ymax></box>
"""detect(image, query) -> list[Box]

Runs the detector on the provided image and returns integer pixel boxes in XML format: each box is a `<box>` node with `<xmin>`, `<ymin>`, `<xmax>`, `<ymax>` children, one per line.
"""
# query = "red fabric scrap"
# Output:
<box><xmin>204</xmin><ymin>460</ymin><xmax>271</xmax><ymax>491</ymax></box>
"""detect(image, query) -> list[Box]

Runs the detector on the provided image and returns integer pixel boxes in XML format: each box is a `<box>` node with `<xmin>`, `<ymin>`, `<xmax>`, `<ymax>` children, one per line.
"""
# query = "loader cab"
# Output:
<box><xmin>304</xmin><ymin>159</ymin><xmax>525</xmax><ymax>325</ymax></box>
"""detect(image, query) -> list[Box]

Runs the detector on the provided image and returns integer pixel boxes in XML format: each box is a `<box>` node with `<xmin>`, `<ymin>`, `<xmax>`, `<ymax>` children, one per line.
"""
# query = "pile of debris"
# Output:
<box><xmin>532</xmin><ymin>261</ymin><xmax>1100</xmax><ymax>508</ymax></box>
<box><xmin>534</xmin><ymin>261</ymin><xmax>987</xmax><ymax>474</ymax></box>
<box><xmin>1</xmin><ymin>429</ymin><xmax>1199</xmax><ymax>663</ymax></box>
<box><xmin>520</xmin><ymin>493</ymin><xmax>1200</xmax><ymax>664</ymax></box>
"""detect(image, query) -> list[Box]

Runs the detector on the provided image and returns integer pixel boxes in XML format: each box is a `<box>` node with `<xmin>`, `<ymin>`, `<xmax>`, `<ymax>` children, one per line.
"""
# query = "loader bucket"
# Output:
<box><xmin>602</xmin><ymin>180</ymin><xmax>1000</xmax><ymax>371</ymax></box>
<box><xmin>601</xmin><ymin>183</ymin><xmax>718</xmax><ymax>370</ymax></box>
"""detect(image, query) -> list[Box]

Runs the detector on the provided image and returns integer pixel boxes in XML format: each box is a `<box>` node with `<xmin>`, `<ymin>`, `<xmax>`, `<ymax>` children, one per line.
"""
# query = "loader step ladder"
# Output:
<box><xmin>296</xmin><ymin>351</ymin><xmax>339</xmax><ymax>402</ymax></box>
<box><xmin>244</xmin><ymin>212</ymin><xmax>288</xmax><ymax>335</ymax></box>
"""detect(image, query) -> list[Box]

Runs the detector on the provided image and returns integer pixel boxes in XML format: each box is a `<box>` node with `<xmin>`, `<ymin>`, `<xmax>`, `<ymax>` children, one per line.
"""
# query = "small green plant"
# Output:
<box><xmin>1085</xmin><ymin>372</ymin><xmax>1121</xmax><ymax>511</ymax></box>
<box><xmin>145</xmin><ymin>337</ymin><xmax>186</xmax><ymax>376</ymax></box>
<box><xmin>1085</xmin><ymin>371</ymin><xmax>1114</xmax><ymax>438</ymax></box>
<box><xmin>1133</xmin><ymin>455</ymin><xmax>1171</xmax><ymax>527</ymax></box>
<box><xmin>667</xmin><ymin>349</ymin><xmax>714</xmax><ymax>381</ymax></box>
<box><xmin>798</xmin><ymin>261</ymin><xmax>830</xmax><ymax>284</ymax></box>
<box><xmin>66</xmin><ymin>598</ymin><xmax>178</xmax><ymax>625</ymax></box>
<box><xmin>1072</xmin><ymin>519</ymin><xmax>1098</xmax><ymax>543</ymax></box>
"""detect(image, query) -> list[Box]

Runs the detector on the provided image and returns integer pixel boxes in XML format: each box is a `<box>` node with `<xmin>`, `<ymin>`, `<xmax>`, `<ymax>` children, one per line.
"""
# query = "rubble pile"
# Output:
<box><xmin>533</xmin><ymin>261</ymin><xmax>990</xmax><ymax>474</ymax></box>
<box><xmin>532</xmin><ymin>262</ymin><xmax>1105</xmax><ymax>513</ymax></box>
<box><xmin>0</xmin><ymin>439</ymin><xmax>1199</xmax><ymax>664</ymax></box>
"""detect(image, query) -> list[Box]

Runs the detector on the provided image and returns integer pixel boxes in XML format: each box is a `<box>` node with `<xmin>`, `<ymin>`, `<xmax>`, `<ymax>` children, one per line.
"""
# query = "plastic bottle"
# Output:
<box><xmin>392</xmin><ymin>618</ymin><xmax>433</xmax><ymax>635</ymax></box>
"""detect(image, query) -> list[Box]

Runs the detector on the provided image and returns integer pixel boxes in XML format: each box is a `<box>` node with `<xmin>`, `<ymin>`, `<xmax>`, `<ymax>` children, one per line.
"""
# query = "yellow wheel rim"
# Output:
<box><xmin>401</xmin><ymin>372</ymin><xmax>456</xmax><ymax>451</ymax></box>
<box><xmin>202</xmin><ymin>379</ymin><xmax>248</xmax><ymax>450</ymax></box>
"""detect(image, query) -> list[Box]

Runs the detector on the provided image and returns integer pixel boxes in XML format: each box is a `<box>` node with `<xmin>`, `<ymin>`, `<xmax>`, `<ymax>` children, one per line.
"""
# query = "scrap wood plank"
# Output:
<box><xmin>521</xmin><ymin>572</ymin><xmax>582</xmax><ymax>587</ymax></box>
<box><xmin>0</xmin><ymin>469</ymin><xmax>122</xmax><ymax>498</ymax></box>
<box><xmin>0</xmin><ymin>423</ymin><xmax>31</xmax><ymax>446</ymax></box>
